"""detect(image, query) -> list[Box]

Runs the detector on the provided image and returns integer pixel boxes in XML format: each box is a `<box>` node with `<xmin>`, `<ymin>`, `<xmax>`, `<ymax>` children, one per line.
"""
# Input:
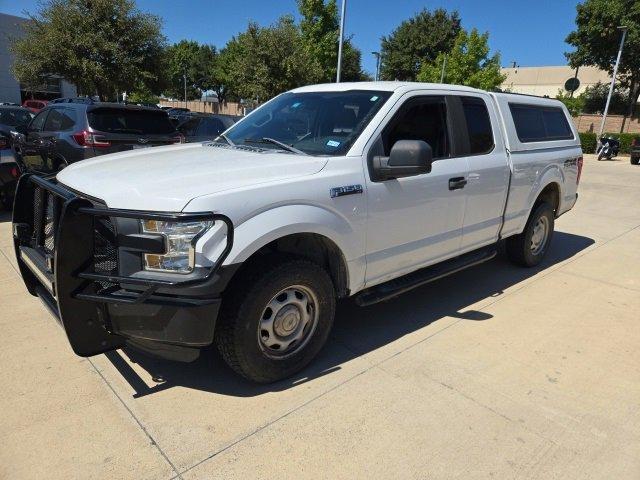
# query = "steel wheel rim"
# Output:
<box><xmin>530</xmin><ymin>216</ymin><xmax>549</xmax><ymax>255</ymax></box>
<box><xmin>258</xmin><ymin>285</ymin><xmax>319</xmax><ymax>359</ymax></box>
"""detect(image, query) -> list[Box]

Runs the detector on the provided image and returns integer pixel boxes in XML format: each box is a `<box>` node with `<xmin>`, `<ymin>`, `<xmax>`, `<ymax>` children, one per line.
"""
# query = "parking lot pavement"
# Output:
<box><xmin>0</xmin><ymin>153</ymin><xmax>638</xmax><ymax>479</ymax></box>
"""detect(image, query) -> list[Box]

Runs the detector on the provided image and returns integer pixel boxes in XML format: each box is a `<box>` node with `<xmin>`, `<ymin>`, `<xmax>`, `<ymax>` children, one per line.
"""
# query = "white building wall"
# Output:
<box><xmin>0</xmin><ymin>13</ymin><xmax>77</xmax><ymax>102</ymax></box>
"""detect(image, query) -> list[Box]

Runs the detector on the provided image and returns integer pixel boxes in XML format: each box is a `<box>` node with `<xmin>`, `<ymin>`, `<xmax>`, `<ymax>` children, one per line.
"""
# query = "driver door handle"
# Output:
<box><xmin>448</xmin><ymin>177</ymin><xmax>467</xmax><ymax>190</ymax></box>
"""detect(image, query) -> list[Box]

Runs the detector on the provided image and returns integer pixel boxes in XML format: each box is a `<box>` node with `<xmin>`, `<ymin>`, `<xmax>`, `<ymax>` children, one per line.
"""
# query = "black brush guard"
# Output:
<box><xmin>13</xmin><ymin>173</ymin><xmax>233</xmax><ymax>357</ymax></box>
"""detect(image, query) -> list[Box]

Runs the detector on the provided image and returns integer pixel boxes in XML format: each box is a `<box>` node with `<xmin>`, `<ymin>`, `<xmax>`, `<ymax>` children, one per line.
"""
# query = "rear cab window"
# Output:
<box><xmin>460</xmin><ymin>96</ymin><xmax>494</xmax><ymax>155</ymax></box>
<box><xmin>88</xmin><ymin>108</ymin><xmax>176</xmax><ymax>135</ymax></box>
<box><xmin>509</xmin><ymin>104</ymin><xmax>574</xmax><ymax>143</ymax></box>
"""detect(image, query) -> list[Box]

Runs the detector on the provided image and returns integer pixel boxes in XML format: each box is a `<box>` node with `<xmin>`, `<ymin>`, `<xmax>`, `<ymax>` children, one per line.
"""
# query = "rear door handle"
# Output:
<box><xmin>448</xmin><ymin>177</ymin><xmax>467</xmax><ymax>190</ymax></box>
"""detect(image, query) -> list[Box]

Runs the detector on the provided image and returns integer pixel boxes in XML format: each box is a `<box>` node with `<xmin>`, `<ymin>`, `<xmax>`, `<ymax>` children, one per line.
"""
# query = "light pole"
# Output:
<box><xmin>440</xmin><ymin>55</ymin><xmax>447</xmax><ymax>83</ymax></box>
<box><xmin>372</xmin><ymin>51</ymin><xmax>381</xmax><ymax>81</ymax></box>
<box><xmin>183</xmin><ymin>69</ymin><xmax>187</xmax><ymax>109</ymax></box>
<box><xmin>336</xmin><ymin>0</ymin><xmax>347</xmax><ymax>82</ymax></box>
<box><xmin>599</xmin><ymin>26</ymin><xmax>628</xmax><ymax>142</ymax></box>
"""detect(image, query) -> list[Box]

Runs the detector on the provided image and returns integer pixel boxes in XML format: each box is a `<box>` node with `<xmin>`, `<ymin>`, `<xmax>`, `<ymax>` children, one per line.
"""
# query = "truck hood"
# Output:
<box><xmin>57</xmin><ymin>143</ymin><xmax>328</xmax><ymax>211</ymax></box>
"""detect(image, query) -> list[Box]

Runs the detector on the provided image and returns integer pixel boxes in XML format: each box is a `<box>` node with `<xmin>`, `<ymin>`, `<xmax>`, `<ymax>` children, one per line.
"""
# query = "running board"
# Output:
<box><xmin>354</xmin><ymin>246</ymin><xmax>497</xmax><ymax>307</ymax></box>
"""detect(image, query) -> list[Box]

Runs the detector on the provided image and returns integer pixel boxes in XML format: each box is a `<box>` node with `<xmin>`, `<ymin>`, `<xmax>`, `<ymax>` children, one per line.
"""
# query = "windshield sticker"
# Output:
<box><xmin>326</xmin><ymin>140</ymin><xmax>341</xmax><ymax>147</ymax></box>
<box><xmin>291</xmin><ymin>102</ymin><xmax>301</xmax><ymax>108</ymax></box>
<box><xmin>370</xmin><ymin>95</ymin><xmax>379</xmax><ymax>101</ymax></box>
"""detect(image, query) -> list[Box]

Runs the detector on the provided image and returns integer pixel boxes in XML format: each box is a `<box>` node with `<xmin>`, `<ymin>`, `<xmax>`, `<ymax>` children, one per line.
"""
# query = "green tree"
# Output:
<box><xmin>417</xmin><ymin>29</ymin><xmax>505</xmax><ymax>90</ymax></box>
<box><xmin>581</xmin><ymin>81</ymin><xmax>630</xmax><ymax>114</ymax></box>
<box><xmin>297</xmin><ymin>0</ymin><xmax>367</xmax><ymax>82</ymax></box>
<box><xmin>556</xmin><ymin>90</ymin><xmax>586</xmax><ymax>116</ymax></box>
<box><xmin>224</xmin><ymin>16</ymin><xmax>312</xmax><ymax>103</ymax></box>
<box><xmin>163</xmin><ymin>40</ymin><xmax>205</xmax><ymax>100</ymax></box>
<box><xmin>11</xmin><ymin>0</ymin><xmax>165</xmax><ymax>100</ymax></box>
<box><xmin>566</xmin><ymin>0</ymin><xmax>640</xmax><ymax>130</ymax></box>
<box><xmin>380</xmin><ymin>8</ymin><xmax>461</xmax><ymax>81</ymax></box>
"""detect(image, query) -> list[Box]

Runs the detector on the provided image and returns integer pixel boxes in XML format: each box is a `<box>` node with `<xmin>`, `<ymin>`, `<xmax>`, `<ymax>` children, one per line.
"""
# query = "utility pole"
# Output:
<box><xmin>599</xmin><ymin>26</ymin><xmax>627</xmax><ymax>142</ymax></box>
<box><xmin>372</xmin><ymin>52</ymin><xmax>381</xmax><ymax>81</ymax></box>
<box><xmin>569</xmin><ymin>66</ymin><xmax>580</xmax><ymax>98</ymax></box>
<box><xmin>336</xmin><ymin>0</ymin><xmax>347</xmax><ymax>83</ymax></box>
<box><xmin>440</xmin><ymin>55</ymin><xmax>447</xmax><ymax>83</ymax></box>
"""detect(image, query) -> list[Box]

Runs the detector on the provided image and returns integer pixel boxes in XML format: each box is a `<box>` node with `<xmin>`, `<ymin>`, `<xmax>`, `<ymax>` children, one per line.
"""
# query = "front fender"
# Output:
<box><xmin>219</xmin><ymin>204</ymin><xmax>361</xmax><ymax>265</ymax></box>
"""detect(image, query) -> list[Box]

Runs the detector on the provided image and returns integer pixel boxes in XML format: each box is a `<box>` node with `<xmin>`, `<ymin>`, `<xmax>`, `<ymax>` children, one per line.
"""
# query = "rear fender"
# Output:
<box><xmin>522</xmin><ymin>166</ymin><xmax>563</xmax><ymax>229</ymax></box>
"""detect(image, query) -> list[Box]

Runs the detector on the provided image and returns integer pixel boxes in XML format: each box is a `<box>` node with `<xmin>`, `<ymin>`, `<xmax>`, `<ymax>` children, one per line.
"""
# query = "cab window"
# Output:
<box><xmin>382</xmin><ymin>97</ymin><xmax>450</xmax><ymax>159</ymax></box>
<box><xmin>460</xmin><ymin>97</ymin><xmax>494</xmax><ymax>154</ymax></box>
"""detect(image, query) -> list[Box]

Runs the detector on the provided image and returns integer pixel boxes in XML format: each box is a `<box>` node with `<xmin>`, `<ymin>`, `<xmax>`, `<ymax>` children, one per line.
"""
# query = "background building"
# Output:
<box><xmin>0</xmin><ymin>13</ymin><xmax>76</xmax><ymax>103</ymax></box>
<box><xmin>500</xmin><ymin>65</ymin><xmax>610</xmax><ymax>97</ymax></box>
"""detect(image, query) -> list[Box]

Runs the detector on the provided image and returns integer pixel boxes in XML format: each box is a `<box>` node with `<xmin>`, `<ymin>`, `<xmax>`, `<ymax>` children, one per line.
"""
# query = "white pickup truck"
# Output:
<box><xmin>13</xmin><ymin>82</ymin><xmax>582</xmax><ymax>383</ymax></box>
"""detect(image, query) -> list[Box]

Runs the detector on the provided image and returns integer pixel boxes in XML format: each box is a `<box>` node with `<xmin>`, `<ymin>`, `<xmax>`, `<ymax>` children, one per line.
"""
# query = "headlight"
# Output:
<box><xmin>141</xmin><ymin>220</ymin><xmax>213</xmax><ymax>273</ymax></box>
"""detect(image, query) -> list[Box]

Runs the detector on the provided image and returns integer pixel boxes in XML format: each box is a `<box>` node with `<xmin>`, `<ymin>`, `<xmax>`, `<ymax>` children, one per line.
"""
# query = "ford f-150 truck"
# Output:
<box><xmin>13</xmin><ymin>82</ymin><xmax>582</xmax><ymax>383</ymax></box>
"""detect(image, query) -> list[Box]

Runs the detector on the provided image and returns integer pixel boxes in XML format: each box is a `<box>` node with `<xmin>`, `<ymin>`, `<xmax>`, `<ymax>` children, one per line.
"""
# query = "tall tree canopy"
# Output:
<box><xmin>298</xmin><ymin>0</ymin><xmax>367</xmax><ymax>82</ymax></box>
<box><xmin>380</xmin><ymin>8</ymin><xmax>461</xmax><ymax>81</ymax></box>
<box><xmin>224</xmin><ymin>16</ymin><xmax>311</xmax><ymax>103</ymax></box>
<box><xmin>417</xmin><ymin>29</ymin><xmax>505</xmax><ymax>90</ymax></box>
<box><xmin>11</xmin><ymin>0</ymin><xmax>165</xmax><ymax>100</ymax></box>
<box><xmin>566</xmin><ymin>0</ymin><xmax>640</xmax><ymax>126</ymax></box>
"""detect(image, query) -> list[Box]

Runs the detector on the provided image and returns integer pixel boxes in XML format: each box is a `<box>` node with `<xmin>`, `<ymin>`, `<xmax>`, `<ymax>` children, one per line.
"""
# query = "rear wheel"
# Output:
<box><xmin>215</xmin><ymin>257</ymin><xmax>336</xmax><ymax>383</ymax></box>
<box><xmin>506</xmin><ymin>202</ymin><xmax>554</xmax><ymax>267</ymax></box>
<box><xmin>631</xmin><ymin>156</ymin><xmax>639</xmax><ymax>165</ymax></box>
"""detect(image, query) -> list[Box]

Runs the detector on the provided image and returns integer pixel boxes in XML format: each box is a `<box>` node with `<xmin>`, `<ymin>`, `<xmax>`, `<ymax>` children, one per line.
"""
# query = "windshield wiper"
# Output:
<box><xmin>244</xmin><ymin>137</ymin><xmax>308</xmax><ymax>155</ymax></box>
<box><xmin>219</xmin><ymin>133</ymin><xmax>235</xmax><ymax>146</ymax></box>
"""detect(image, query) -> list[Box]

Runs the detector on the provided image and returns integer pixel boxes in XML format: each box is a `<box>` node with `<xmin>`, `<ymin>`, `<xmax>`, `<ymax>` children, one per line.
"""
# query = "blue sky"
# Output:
<box><xmin>0</xmin><ymin>0</ymin><xmax>581</xmax><ymax>76</ymax></box>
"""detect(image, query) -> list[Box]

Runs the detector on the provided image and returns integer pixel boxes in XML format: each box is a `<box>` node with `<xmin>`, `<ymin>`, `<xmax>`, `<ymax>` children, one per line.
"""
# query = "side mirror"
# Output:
<box><xmin>373</xmin><ymin>140</ymin><xmax>433</xmax><ymax>180</ymax></box>
<box><xmin>13</xmin><ymin>125</ymin><xmax>27</xmax><ymax>135</ymax></box>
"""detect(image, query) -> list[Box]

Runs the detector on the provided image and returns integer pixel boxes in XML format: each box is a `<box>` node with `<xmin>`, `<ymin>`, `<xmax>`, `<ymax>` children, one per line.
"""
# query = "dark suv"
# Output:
<box><xmin>14</xmin><ymin>99</ymin><xmax>181</xmax><ymax>174</ymax></box>
<box><xmin>177</xmin><ymin>113</ymin><xmax>239</xmax><ymax>142</ymax></box>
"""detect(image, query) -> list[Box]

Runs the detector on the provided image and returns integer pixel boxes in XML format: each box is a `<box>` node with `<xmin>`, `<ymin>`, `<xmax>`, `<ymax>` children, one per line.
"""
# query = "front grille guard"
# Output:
<box><xmin>13</xmin><ymin>173</ymin><xmax>234</xmax><ymax>306</ymax></box>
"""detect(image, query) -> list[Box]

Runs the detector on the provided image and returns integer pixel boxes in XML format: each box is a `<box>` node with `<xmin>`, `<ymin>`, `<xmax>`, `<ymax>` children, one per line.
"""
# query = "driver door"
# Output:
<box><xmin>17</xmin><ymin>109</ymin><xmax>50</xmax><ymax>172</ymax></box>
<box><xmin>364</xmin><ymin>94</ymin><xmax>469</xmax><ymax>287</ymax></box>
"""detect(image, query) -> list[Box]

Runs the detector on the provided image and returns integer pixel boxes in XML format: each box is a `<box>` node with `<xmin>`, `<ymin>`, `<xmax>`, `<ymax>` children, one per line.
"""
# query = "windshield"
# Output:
<box><xmin>0</xmin><ymin>108</ymin><xmax>33</xmax><ymax>127</ymax></box>
<box><xmin>224</xmin><ymin>90</ymin><xmax>391</xmax><ymax>156</ymax></box>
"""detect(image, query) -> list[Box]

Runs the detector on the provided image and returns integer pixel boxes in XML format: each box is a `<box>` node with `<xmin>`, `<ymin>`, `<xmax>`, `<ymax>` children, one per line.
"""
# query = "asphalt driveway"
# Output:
<box><xmin>0</xmin><ymin>154</ymin><xmax>638</xmax><ymax>479</ymax></box>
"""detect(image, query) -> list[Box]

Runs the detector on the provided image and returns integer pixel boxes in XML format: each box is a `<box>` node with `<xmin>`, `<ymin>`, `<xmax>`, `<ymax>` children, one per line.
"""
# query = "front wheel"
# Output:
<box><xmin>506</xmin><ymin>202</ymin><xmax>555</xmax><ymax>267</ymax></box>
<box><xmin>632</xmin><ymin>156</ymin><xmax>639</xmax><ymax>165</ymax></box>
<box><xmin>215</xmin><ymin>257</ymin><xmax>336</xmax><ymax>383</ymax></box>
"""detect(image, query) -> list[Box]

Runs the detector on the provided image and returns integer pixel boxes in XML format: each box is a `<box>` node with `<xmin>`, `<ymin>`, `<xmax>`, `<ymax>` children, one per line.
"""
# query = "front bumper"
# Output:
<box><xmin>13</xmin><ymin>174</ymin><xmax>234</xmax><ymax>360</ymax></box>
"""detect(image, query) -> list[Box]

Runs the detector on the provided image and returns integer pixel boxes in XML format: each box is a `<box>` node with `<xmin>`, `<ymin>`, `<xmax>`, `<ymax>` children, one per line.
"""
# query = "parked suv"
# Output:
<box><xmin>14</xmin><ymin>100</ymin><xmax>181</xmax><ymax>173</ymax></box>
<box><xmin>0</xmin><ymin>105</ymin><xmax>34</xmax><ymax>208</ymax></box>
<box><xmin>13</xmin><ymin>83</ymin><xmax>582</xmax><ymax>383</ymax></box>
<box><xmin>22</xmin><ymin>99</ymin><xmax>48</xmax><ymax>113</ymax></box>
<box><xmin>177</xmin><ymin>113</ymin><xmax>239</xmax><ymax>142</ymax></box>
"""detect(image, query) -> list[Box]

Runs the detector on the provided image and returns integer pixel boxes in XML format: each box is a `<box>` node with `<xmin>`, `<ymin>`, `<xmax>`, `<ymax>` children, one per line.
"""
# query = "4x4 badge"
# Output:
<box><xmin>138</xmin><ymin>138</ymin><xmax>149</xmax><ymax>144</ymax></box>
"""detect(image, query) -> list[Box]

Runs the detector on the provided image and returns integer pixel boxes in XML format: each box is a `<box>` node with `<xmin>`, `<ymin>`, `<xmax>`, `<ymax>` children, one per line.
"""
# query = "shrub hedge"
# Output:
<box><xmin>578</xmin><ymin>132</ymin><xmax>639</xmax><ymax>154</ymax></box>
<box><xmin>579</xmin><ymin>132</ymin><xmax>597</xmax><ymax>154</ymax></box>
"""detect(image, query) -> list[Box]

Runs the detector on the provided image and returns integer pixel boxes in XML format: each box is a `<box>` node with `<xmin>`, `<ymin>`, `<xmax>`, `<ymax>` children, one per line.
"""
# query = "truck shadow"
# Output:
<box><xmin>106</xmin><ymin>230</ymin><xmax>595</xmax><ymax>398</ymax></box>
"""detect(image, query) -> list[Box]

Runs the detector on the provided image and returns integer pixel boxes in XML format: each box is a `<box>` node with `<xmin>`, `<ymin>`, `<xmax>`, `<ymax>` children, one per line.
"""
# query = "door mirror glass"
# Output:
<box><xmin>373</xmin><ymin>140</ymin><xmax>433</xmax><ymax>180</ymax></box>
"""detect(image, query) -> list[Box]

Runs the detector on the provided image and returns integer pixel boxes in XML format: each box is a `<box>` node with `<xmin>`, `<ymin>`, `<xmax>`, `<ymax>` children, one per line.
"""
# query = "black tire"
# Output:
<box><xmin>506</xmin><ymin>202</ymin><xmax>555</xmax><ymax>267</ymax></box>
<box><xmin>215</xmin><ymin>256</ymin><xmax>336</xmax><ymax>383</ymax></box>
<box><xmin>631</xmin><ymin>156</ymin><xmax>639</xmax><ymax>165</ymax></box>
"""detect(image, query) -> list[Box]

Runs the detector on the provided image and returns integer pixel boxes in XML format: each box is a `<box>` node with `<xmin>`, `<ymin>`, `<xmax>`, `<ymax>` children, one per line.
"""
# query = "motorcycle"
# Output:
<box><xmin>597</xmin><ymin>136</ymin><xmax>620</xmax><ymax>161</ymax></box>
